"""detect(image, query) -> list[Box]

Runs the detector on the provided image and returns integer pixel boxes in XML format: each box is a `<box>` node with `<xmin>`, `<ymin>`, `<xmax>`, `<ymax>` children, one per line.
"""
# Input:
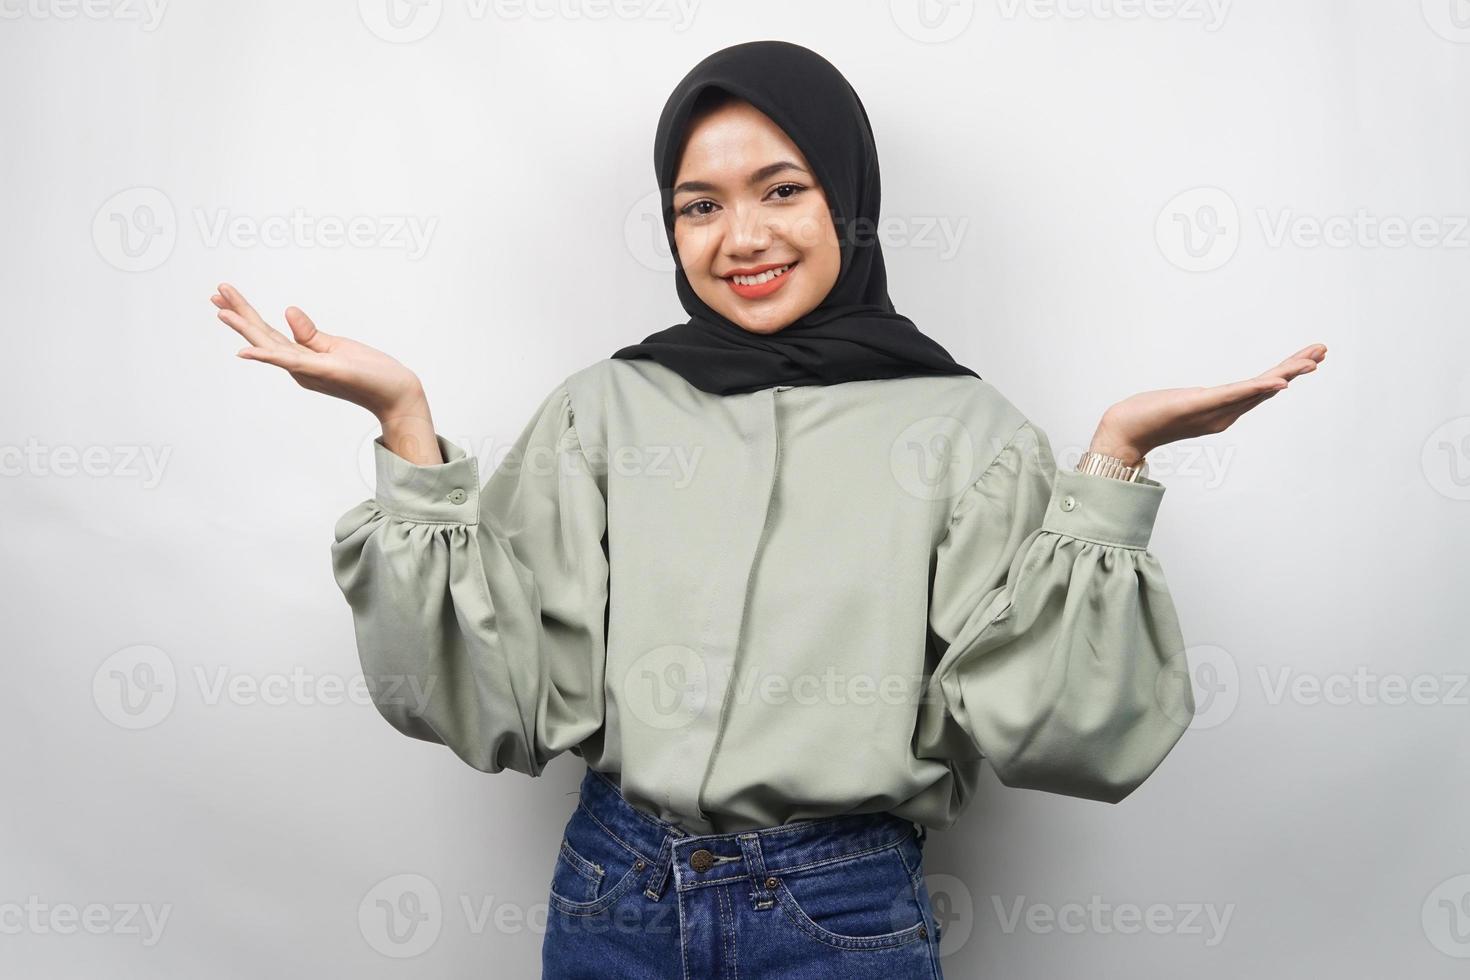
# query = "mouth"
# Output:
<box><xmin>723</xmin><ymin>260</ymin><xmax>798</xmax><ymax>300</ymax></box>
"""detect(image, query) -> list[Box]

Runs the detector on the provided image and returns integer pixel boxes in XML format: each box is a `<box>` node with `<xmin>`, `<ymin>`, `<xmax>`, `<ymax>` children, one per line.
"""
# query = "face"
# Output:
<box><xmin>671</xmin><ymin>98</ymin><xmax>841</xmax><ymax>335</ymax></box>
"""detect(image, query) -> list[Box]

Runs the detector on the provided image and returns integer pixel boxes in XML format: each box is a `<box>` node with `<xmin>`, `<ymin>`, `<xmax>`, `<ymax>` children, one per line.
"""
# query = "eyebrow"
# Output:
<box><xmin>673</xmin><ymin>161</ymin><xmax>811</xmax><ymax>196</ymax></box>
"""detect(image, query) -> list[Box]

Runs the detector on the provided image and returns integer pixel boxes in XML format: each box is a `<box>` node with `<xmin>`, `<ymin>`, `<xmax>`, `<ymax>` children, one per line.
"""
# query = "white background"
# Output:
<box><xmin>3</xmin><ymin>1</ymin><xmax>1468</xmax><ymax>977</ymax></box>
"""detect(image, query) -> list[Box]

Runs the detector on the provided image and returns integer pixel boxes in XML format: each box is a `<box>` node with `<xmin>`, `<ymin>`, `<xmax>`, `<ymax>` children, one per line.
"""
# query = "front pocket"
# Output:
<box><xmin>771</xmin><ymin>843</ymin><xmax>928</xmax><ymax>951</ymax></box>
<box><xmin>548</xmin><ymin>859</ymin><xmax>646</xmax><ymax>917</ymax></box>
<box><xmin>546</xmin><ymin>802</ymin><xmax>651</xmax><ymax>917</ymax></box>
<box><xmin>549</xmin><ymin>838</ymin><xmax>604</xmax><ymax>904</ymax></box>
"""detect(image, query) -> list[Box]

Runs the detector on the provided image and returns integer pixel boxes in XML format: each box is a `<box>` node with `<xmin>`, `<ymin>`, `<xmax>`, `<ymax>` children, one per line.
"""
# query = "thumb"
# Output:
<box><xmin>283</xmin><ymin>306</ymin><xmax>330</xmax><ymax>351</ymax></box>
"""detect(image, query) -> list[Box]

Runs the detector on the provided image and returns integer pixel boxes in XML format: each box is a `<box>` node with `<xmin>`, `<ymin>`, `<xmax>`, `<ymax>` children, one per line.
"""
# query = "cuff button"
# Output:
<box><xmin>446</xmin><ymin>488</ymin><xmax>468</xmax><ymax>504</ymax></box>
<box><xmin>1060</xmin><ymin>494</ymin><xmax>1077</xmax><ymax>512</ymax></box>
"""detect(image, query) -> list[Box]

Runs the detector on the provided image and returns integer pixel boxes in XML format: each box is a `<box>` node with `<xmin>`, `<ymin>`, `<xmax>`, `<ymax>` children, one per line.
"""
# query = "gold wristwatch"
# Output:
<box><xmin>1076</xmin><ymin>450</ymin><xmax>1149</xmax><ymax>483</ymax></box>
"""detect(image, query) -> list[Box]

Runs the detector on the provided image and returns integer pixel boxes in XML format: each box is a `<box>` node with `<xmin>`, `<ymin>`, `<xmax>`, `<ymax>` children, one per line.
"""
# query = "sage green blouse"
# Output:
<box><xmin>330</xmin><ymin>358</ymin><xmax>1195</xmax><ymax>835</ymax></box>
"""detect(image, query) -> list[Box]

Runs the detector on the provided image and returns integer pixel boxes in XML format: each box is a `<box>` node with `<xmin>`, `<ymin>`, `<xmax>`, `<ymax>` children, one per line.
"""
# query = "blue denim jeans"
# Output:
<box><xmin>541</xmin><ymin>766</ymin><xmax>945</xmax><ymax>978</ymax></box>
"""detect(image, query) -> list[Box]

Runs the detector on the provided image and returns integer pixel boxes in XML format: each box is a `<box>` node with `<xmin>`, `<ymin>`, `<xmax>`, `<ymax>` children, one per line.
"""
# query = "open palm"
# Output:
<box><xmin>211</xmin><ymin>282</ymin><xmax>422</xmax><ymax>419</ymax></box>
<box><xmin>1093</xmin><ymin>344</ymin><xmax>1328</xmax><ymax>463</ymax></box>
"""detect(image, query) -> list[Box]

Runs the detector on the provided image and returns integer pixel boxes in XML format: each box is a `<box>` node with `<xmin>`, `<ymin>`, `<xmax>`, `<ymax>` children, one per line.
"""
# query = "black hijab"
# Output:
<box><xmin>610</xmin><ymin>39</ymin><xmax>980</xmax><ymax>396</ymax></box>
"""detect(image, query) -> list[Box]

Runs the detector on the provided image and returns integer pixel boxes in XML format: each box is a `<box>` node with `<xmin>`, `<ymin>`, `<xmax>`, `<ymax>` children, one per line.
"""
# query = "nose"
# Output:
<box><xmin>722</xmin><ymin>201</ymin><xmax>775</xmax><ymax>257</ymax></box>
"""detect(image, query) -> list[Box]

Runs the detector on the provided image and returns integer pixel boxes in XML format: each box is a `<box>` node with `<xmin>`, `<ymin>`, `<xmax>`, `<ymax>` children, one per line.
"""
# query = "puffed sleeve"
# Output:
<box><xmin>329</xmin><ymin>383</ymin><xmax>608</xmax><ymax>777</ymax></box>
<box><xmin>928</xmin><ymin>419</ymin><xmax>1194</xmax><ymax>804</ymax></box>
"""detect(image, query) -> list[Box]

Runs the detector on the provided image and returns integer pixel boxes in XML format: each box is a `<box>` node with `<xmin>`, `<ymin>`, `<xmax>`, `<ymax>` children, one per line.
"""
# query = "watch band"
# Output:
<box><xmin>1076</xmin><ymin>450</ymin><xmax>1149</xmax><ymax>483</ymax></box>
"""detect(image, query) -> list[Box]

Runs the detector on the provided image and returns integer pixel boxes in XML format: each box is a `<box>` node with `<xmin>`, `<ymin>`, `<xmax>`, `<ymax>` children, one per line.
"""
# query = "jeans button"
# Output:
<box><xmin>690</xmin><ymin>849</ymin><xmax>714</xmax><ymax>872</ymax></box>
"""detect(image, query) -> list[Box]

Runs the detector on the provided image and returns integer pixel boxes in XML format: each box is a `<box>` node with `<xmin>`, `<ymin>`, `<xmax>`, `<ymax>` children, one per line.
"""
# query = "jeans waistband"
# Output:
<box><xmin>575</xmin><ymin>766</ymin><xmax>926</xmax><ymax>903</ymax></box>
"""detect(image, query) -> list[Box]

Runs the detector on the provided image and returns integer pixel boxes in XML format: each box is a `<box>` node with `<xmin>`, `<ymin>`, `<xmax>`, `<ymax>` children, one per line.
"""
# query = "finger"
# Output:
<box><xmin>217</xmin><ymin>282</ymin><xmax>286</xmax><ymax>346</ymax></box>
<box><xmin>219</xmin><ymin>309</ymin><xmax>318</xmax><ymax>363</ymax></box>
<box><xmin>218</xmin><ymin>308</ymin><xmax>299</xmax><ymax>351</ymax></box>
<box><xmin>1281</xmin><ymin>343</ymin><xmax>1328</xmax><ymax>362</ymax></box>
<box><xmin>217</xmin><ymin>308</ymin><xmax>258</xmax><ymax>343</ymax></box>
<box><xmin>1258</xmin><ymin>357</ymin><xmax>1319</xmax><ymax>385</ymax></box>
<box><xmin>1268</xmin><ymin>346</ymin><xmax>1327</xmax><ymax>377</ymax></box>
<box><xmin>236</xmin><ymin>344</ymin><xmax>313</xmax><ymax>373</ymax></box>
<box><xmin>283</xmin><ymin>306</ymin><xmax>331</xmax><ymax>352</ymax></box>
<box><xmin>1199</xmin><ymin>376</ymin><xmax>1289</xmax><ymax>412</ymax></box>
<box><xmin>216</xmin><ymin>286</ymin><xmax>275</xmax><ymax>346</ymax></box>
<box><xmin>1281</xmin><ymin>343</ymin><xmax>1327</xmax><ymax>364</ymax></box>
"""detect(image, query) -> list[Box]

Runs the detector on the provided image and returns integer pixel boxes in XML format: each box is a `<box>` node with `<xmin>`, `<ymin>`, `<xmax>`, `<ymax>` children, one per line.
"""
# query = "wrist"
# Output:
<box><xmin>376</xmin><ymin>387</ymin><xmax>431</xmax><ymax>427</ymax></box>
<box><xmin>1086</xmin><ymin>442</ymin><xmax>1147</xmax><ymax>468</ymax></box>
<box><xmin>1088</xmin><ymin>422</ymin><xmax>1149</xmax><ymax>468</ymax></box>
<box><xmin>376</xmin><ymin>389</ymin><xmax>442</xmax><ymax>466</ymax></box>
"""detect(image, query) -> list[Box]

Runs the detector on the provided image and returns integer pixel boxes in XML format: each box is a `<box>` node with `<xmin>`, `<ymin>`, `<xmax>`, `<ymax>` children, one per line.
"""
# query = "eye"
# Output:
<box><xmin>675</xmin><ymin>183</ymin><xmax>807</xmax><ymax>221</ymax></box>
<box><xmin>676</xmin><ymin>199</ymin><xmax>718</xmax><ymax>220</ymax></box>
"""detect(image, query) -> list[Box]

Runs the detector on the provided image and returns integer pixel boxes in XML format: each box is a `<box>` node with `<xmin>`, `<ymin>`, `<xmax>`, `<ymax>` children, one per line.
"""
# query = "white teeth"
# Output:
<box><xmin>732</xmin><ymin>263</ymin><xmax>792</xmax><ymax>286</ymax></box>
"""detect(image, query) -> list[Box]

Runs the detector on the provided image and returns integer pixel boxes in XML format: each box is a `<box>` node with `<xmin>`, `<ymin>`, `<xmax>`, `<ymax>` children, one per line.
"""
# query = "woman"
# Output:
<box><xmin>212</xmin><ymin>39</ymin><xmax>1324</xmax><ymax>980</ymax></box>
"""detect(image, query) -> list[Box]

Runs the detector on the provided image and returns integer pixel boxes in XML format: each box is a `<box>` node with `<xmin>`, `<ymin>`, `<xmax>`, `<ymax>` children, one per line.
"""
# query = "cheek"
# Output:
<box><xmin>672</xmin><ymin>224</ymin><xmax>692</xmax><ymax>268</ymax></box>
<box><xmin>781</xmin><ymin>206</ymin><xmax>835</xmax><ymax>256</ymax></box>
<box><xmin>674</xmin><ymin>220</ymin><xmax>721</xmax><ymax>273</ymax></box>
<box><xmin>802</xmin><ymin>230</ymin><xmax>841</xmax><ymax>295</ymax></box>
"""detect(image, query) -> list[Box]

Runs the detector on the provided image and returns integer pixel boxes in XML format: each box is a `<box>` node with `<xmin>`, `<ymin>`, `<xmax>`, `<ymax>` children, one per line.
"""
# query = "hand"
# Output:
<box><xmin>211</xmin><ymin>282</ymin><xmax>426</xmax><ymax>421</ymax></box>
<box><xmin>1089</xmin><ymin>343</ymin><xmax>1328</xmax><ymax>466</ymax></box>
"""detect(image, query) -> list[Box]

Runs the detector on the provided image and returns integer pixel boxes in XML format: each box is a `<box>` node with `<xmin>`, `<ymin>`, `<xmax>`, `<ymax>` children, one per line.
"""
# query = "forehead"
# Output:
<box><xmin>674</xmin><ymin>99</ymin><xmax>810</xmax><ymax>180</ymax></box>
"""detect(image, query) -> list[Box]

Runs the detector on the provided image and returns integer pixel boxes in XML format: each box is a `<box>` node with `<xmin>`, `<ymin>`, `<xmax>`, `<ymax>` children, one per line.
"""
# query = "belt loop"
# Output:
<box><xmin>736</xmin><ymin>833</ymin><xmax>774</xmax><ymax>911</ymax></box>
<box><xmin>642</xmin><ymin>833</ymin><xmax>676</xmax><ymax>902</ymax></box>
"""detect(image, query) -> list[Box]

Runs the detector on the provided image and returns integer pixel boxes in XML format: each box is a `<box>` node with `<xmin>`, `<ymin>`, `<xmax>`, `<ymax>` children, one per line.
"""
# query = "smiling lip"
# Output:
<box><xmin>724</xmin><ymin>260</ymin><xmax>798</xmax><ymax>300</ymax></box>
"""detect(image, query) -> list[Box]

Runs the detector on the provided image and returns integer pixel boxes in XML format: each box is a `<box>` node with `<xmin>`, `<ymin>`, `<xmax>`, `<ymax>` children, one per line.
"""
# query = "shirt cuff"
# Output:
<box><xmin>1040</xmin><ymin>468</ymin><xmax>1164</xmax><ymax>550</ymax></box>
<box><xmin>372</xmin><ymin>433</ymin><xmax>480</xmax><ymax>524</ymax></box>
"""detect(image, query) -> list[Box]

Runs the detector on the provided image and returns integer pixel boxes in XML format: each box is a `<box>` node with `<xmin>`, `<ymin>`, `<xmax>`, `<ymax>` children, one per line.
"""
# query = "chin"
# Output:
<box><xmin>727</xmin><ymin>312</ymin><xmax>796</xmax><ymax>334</ymax></box>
